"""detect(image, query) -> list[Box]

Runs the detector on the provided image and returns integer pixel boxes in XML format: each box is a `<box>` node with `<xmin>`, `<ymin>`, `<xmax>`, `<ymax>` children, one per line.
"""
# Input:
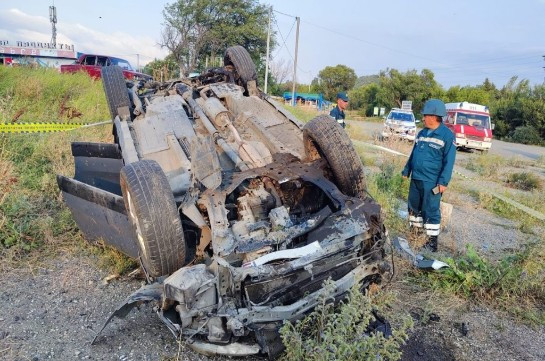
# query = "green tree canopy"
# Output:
<box><xmin>161</xmin><ymin>0</ymin><xmax>273</xmax><ymax>76</ymax></box>
<box><xmin>377</xmin><ymin>68</ymin><xmax>442</xmax><ymax>114</ymax></box>
<box><xmin>315</xmin><ymin>65</ymin><xmax>357</xmax><ymax>101</ymax></box>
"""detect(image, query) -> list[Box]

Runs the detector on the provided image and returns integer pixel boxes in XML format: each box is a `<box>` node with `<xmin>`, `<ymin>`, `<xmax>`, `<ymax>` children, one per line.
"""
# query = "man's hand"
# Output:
<box><xmin>438</xmin><ymin>184</ymin><xmax>447</xmax><ymax>193</ymax></box>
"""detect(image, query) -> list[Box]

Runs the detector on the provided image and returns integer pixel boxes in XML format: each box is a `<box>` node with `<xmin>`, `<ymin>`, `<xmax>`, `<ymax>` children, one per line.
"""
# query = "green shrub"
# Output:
<box><xmin>280</xmin><ymin>280</ymin><xmax>413</xmax><ymax>361</ymax></box>
<box><xmin>509</xmin><ymin>126</ymin><xmax>543</xmax><ymax>146</ymax></box>
<box><xmin>416</xmin><ymin>243</ymin><xmax>545</xmax><ymax>325</ymax></box>
<box><xmin>506</xmin><ymin>172</ymin><xmax>542</xmax><ymax>191</ymax></box>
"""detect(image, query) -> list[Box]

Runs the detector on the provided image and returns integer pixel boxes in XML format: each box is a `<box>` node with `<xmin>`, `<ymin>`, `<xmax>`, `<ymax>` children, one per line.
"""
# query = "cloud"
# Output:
<box><xmin>0</xmin><ymin>8</ymin><xmax>168</xmax><ymax>67</ymax></box>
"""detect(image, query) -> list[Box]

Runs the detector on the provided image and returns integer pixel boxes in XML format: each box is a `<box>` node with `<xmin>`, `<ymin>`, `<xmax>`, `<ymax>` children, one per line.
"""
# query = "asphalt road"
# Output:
<box><xmin>348</xmin><ymin>120</ymin><xmax>545</xmax><ymax>161</ymax></box>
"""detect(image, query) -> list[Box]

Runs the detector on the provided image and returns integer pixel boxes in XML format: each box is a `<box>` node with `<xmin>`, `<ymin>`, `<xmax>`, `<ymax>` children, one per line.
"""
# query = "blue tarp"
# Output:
<box><xmin>283</xmin><ymin>92</ymin><xmax>329</xmax><ymax>110</ymax></box>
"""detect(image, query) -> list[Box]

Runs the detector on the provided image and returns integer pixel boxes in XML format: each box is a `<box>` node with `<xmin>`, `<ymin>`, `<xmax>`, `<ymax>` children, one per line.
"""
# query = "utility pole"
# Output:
<box><xmin>136</xmin><ymin>54</ymin><xmax>140</xmax><ymax>72</ymax></box>
<box><xmin>291</xmin><ymin>16</ymin><xmax>300</xmax><ymax>106</ymax></box>
<box><xmin>264</xmin><ymin>6</ymin><xmax>272</xmax><ymax>94</ymax></box>
<box><xmin>49</xmin><ymin>5</ymin><xmax>57</xmax><ymax>48</ymax></box>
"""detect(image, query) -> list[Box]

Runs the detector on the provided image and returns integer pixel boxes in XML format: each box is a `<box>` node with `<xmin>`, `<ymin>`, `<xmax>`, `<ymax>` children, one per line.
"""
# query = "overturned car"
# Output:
<box><xmin>57</xmin><ymin>45</ymin><xmax>388</xmax><ymax>358</ymax></box>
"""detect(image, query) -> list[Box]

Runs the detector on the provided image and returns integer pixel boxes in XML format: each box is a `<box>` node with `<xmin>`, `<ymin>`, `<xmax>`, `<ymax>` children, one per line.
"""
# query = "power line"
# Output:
<box><xmin>272</xmin><ymin>9</ymin><xmax>296</xmax><ymax>19</ymax></box>
<box><xmin>271</xmin><ymin>13</ymin><xmax>310</xmax><ymax>75</ymax></box>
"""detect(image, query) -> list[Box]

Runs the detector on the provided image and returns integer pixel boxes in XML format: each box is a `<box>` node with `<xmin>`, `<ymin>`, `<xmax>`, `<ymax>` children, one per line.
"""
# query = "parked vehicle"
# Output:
<box><xmin>444</xmin><ymin>102</ymin><xmax>494</xmax><ymax>152</ymax></box>
<box><xmin>56</xmin><ymin>45</ymin><xmax>388</xmax><ymax>358</ymax></box>
<box><xmin>381</xmin><ymin>107</ymin><xmax>418</xmax><ymax>141</ymax></box>
<box><xmin>60</xmin><ymin>54</ymin><xmax>152</xmax><ymax>81</ymax></box>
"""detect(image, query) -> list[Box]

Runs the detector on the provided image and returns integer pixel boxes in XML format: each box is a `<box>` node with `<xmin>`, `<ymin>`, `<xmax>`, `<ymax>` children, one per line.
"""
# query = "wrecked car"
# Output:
<box><xmin>57</xmin><ymin>45</ymin><xmax>388</xmax><ymax>358</ymax></box>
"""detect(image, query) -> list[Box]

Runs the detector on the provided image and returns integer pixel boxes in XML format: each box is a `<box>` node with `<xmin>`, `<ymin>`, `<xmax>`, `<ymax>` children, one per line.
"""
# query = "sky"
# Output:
<box><xmin>0</xmin><ymin>0</ymin><xmax>544</xmax><ymax>88</ymax></box>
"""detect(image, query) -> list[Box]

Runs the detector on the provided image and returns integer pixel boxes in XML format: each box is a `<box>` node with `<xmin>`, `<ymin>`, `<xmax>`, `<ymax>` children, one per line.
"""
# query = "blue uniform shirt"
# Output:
<box><xmin>330</xmin><ymin>106</ymin><xmax>346</xmax><ymax>128</ymax></box>
<box><xmin>402</xmin><ymin>122</ymin><xmax>456</xmax><ymax>186</ymax></box>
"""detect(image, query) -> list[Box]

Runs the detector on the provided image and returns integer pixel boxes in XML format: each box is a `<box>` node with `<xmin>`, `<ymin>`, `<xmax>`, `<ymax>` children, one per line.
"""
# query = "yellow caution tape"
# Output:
<box><xmin>0</xmin><ymin>121</ymin><xmax>111</xmax><ymax>134</ymax></box>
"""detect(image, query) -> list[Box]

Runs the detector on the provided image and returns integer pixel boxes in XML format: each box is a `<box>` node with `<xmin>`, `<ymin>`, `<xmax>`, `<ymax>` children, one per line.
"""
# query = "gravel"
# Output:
<box><xmin>0</xmin><ymin>255</ymin><xmax>217</xmax><ymax>361</ymax></box>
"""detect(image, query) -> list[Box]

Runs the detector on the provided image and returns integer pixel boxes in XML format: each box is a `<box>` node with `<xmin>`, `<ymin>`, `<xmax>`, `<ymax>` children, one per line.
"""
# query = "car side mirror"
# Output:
<box><xmin>415</xmin><ymin>119</ymin><xmax>421</xmax><ymax>124</ymax></box>
<box><xmin>491</xmin><ymin>123</ymin><xmax>495</xmax><ymax>130</ymax></box>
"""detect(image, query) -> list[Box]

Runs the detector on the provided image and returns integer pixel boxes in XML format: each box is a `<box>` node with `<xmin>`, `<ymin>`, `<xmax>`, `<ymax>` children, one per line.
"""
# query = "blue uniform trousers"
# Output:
<box><xmin>408</xmin><ymin>179</ymin><xmax>441</xmax><ymax>236</ymax></box>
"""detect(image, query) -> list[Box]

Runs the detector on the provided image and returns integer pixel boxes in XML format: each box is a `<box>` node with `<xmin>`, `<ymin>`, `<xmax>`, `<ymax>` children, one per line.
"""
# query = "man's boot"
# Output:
<box><xmin>424</xmin><ymin>235</ymin><xmax>438</xmax><ymax>252</ymax></box>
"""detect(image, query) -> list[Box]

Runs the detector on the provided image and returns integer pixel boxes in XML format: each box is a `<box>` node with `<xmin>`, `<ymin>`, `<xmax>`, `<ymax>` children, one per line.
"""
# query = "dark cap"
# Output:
<box><xmin>337</xmin><ymin>92</ymin><xmax>349</xmax><ymax>102</ymax></box>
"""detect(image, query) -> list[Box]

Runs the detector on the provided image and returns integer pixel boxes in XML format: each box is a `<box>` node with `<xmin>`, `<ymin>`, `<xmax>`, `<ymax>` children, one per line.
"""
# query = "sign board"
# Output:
<box><xmin>401</xmin><ymin>100</ymin><xmax>412</xmax><ymax>110</ymax></box>
<box><xmin>0</xmin><ymin>45</ymin><xmax>76</xmax><ymax>59</ymax></box>
<box><xmin>379</xmin><ymin>107</ymin><xmax>385</xmax><ymax>116</ymax></box>
<box><xmin>373</xmin><ymin>107</ymin><xmax>379</xmax><ymax>116</ymax></box>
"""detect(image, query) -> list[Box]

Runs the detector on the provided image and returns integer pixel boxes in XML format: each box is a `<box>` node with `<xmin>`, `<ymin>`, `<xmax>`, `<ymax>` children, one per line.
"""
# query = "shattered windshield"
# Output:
<box><xmin>455</xmin><ymin>112</ymin><xmax>490</xmax><ymax>129</ymax></box>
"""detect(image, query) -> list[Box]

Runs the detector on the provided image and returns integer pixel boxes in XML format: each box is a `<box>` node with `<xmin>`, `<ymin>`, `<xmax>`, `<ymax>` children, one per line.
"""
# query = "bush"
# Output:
<box><xmin>509</xmin><ymin>126</ymin><xmax>543</xmax><ymax>146</ymax></box>
<box><xmin>417</xmin><ymin>243</ymin><xmax>545</xmax><ymax>325</ymax></box>
<box><xmin>280</xmin><ymin>280</ymin><xmax>413</xmax><ymax>361</ymax></box>
<box><xmin>506</xmin><ymin>172</ymin><xmax>542</xmax><ymax>191</ymax></box>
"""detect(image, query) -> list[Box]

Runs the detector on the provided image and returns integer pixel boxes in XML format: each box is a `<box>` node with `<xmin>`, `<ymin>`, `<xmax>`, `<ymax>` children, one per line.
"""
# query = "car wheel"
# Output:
<box><xmin>101</xmin><ymin>65</ymin><xmax>131</xmax><ymax>121</ymax></box>
<box><xmin>224</xmin><ymin>45</ymin><xmax>257</xmax><ymax>86</ymax></box>
<box><xmin>303</xmin><ymin>114</ymin><xmax>367</xmax><ymax>199</ymax></box>
<box><xmin>120</xmin><ymin>159</ymin><xmax>186</xmax><ymax>277</ymax></box>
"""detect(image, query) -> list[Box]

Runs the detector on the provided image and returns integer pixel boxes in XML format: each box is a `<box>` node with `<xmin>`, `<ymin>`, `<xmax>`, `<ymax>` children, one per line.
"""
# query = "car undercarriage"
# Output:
<box><xmin>57</xmin><ymin>45</ymin><xmax>389</xmax><ymax>358</ymax></box>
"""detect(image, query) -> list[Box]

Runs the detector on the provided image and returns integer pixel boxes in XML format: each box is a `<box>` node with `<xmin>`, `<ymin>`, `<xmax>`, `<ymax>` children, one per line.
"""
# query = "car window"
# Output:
<box><xmin>110</xmin><ymin>57</ymin><xmax>133</xmax><ymax>70</ymax></box>
<box><xmin>83</xmin><ymin>56</ymin><xmax>96</xmax><ymax>66</ymax></box>
<box><xmin>96</xmin><ymin>57</ymin><xmax>108</xmax><ymax>66</ymax></box>
<box><xmin>387</xmin><ymin>111</ymin><xmax>414</xmax><ymax>122</ymax></box>
<box><xmin>456</xmin><ymin>112</ymin><xmax>490</xmax><ymax>128</ymax></box>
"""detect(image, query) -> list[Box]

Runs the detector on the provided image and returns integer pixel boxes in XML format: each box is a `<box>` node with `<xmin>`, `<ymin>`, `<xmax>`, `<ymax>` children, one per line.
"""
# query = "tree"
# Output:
<box><xmin>315</xmin><ymin>65</ymin><xmax>357</xmax><ymax>101</ymax></box>
<box><xmin>377</xmin><ymin>68</ymin><xmax>442</xmax><ymax>114</ymax></box>
<box><xmin>270</xmin><ymin>58</ymin><xmax>291</xmax><ymax>85</ymax></box>
<box><xmin>161</xmin><ymin>0</ymin><xmax>273</xmax><ymax>77</ymax></box>
<box><xmin>348</xmin><ymin>83</ymin><xmax>380</xmax><ymax>115</ymax></box>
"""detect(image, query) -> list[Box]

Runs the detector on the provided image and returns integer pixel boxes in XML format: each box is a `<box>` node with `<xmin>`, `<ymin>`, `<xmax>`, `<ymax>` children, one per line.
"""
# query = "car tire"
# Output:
<box><xmin>120</xmin><ymin>159</ymin><xmax>186</xmax><ymax>277</ymax></box>
<box><xmin>303</xmin><ymin>114</ymin><xmax>367</xmax><ymax>199</ymax></box>
<box><xmin>224</xmin><ymin>45</ymin><xmax>257</xmax><ymax>86</ymax></box>
<box><xmin>102</xmin><ymin>65</ymin><xmax>131</xmax><ymax>121</ymax></box>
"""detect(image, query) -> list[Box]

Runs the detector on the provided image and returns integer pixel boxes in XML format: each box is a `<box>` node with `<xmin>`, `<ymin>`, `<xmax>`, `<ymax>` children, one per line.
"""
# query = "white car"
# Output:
<box><xmin>381</xmin><ymin>108</ymin><xmax>418</xmax><ymax>141</ymax></box>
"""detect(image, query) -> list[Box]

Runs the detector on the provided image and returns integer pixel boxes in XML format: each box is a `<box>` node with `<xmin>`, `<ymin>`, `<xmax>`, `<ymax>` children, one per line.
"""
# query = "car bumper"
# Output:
<box><xmin>382</xmin><ymin>129</ymin><xmax>415</xmax><ymax>141</ymax></box>
<box><xmin>455</xmin><ymin>138</ymin><xmax>492</xmax><ymax>150</ymax></box>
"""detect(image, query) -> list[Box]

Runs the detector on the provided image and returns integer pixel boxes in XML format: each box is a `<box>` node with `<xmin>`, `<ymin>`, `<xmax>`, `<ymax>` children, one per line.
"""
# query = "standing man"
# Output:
<box><xmin>330</xmin><ymin>92</ymin><xmax>349</xmax><ymax>128</ymax></box>
<box><xmin>402</xmin><ymin>99</ymin><xmax>456</xmax><ymax>252</ymax></box>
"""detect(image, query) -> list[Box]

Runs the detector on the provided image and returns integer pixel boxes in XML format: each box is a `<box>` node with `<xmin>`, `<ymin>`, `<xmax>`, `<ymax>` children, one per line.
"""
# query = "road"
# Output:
<box><xmin>348</xmin><ymin>120</ymin><xmax>545</xmax><ymax>161</ymax></box>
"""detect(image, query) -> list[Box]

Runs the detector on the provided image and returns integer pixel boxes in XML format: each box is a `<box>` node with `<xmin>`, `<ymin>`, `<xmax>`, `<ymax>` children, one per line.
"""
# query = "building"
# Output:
<box><xmin>0</xmin><ymin>40</ymin><xmax>76</xmax><ymax>68</ymax></box>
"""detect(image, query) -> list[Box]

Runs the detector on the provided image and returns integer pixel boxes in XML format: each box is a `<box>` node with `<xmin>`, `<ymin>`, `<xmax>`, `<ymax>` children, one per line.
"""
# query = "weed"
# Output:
<box><xmin>463</xmin><ymin>154</ymin><xmax>505</xmax><ymax>178</ymax></box>
<box><xmin>280</xmin><ymin>279</ymin><xmax>413</xmax><ymax>361</ymax></box>
<box><xmin>363</xmin><ymin>157</ymin><xmax>410</xmax><ymax>235</ymax></box>
<box><xmin>477</xmin><ymin>192</ymin><xmax>538</xmax><ymax>233</ymax></box>
<box><xmin>505</xmin><ymin>172</ymin><xmax>542</xmax><ymax>191</ymax></box>
<box><xmin>92</xmin><ymin>241</ymin><xmax>139</xmax><ymax>275</ymax></box>
<box><xmin>0</xmin><ymin>67</ymin><xmax>110</xmax><ymax>267</ymax></box>
<box><xmin>415</xmin><ymin>243</ymin><xmax>545</xmax><ymax>325</ymax></box>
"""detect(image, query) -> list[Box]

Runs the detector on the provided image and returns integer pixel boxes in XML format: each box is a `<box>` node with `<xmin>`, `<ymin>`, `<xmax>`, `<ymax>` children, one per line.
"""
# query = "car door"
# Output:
<box><xmin>82</xmin><ymin>55</ymin><xmax>100</xmax><ymax>78</ymax></box>
<box><xmin>56</xmin><ymin>142</ymin><xmax>139</xmax><ymax>258</ymax></box>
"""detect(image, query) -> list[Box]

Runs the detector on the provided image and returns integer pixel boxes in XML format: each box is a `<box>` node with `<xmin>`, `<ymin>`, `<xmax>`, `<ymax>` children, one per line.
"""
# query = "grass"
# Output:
<box><xmin>412</xmin><ymin>242</ymin><xmax>545</xmax><ymax>326</ymax></box>
<box><xmin>281</xmin><ymin>104</ymin><xmax>322</xmax><ymax>123</ymax></box>
<box><xmin>0</xmin><ymin>66</ymin><xmax>134</xmax><ymax>275</ymax></box>
<box><xmin>505</xmin><ymin>172</ymin><xmax>542</xmax><ymax>191</ymax></box>
<box><xmin>462</xmin><ymin>154</ymin><xmax>506</xmax><ymax>178</ymax></box>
